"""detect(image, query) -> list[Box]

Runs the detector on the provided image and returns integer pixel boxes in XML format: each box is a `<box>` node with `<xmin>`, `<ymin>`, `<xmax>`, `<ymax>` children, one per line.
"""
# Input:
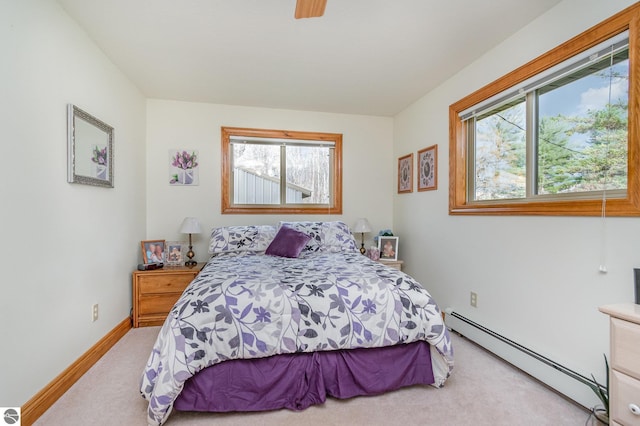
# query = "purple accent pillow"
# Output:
<box><xmin>265</xmin><ymin>226</ymin><xmax>311</xmax><ymax>258</ymax></box>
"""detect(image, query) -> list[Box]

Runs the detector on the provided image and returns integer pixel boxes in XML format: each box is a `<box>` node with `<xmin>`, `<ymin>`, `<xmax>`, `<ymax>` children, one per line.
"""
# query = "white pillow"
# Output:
<box><xmin>208</xmin><ymin>225</ymin><xmax>276</xmax><ymax>254</ymax></box>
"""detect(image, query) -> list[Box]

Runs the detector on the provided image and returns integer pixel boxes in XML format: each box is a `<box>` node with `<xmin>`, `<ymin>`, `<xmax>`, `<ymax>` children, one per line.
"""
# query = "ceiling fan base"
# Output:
<box><xmin>295</xmin><ymin>0</ymin><xmax>327</xmax><ymax>19</ymax></box>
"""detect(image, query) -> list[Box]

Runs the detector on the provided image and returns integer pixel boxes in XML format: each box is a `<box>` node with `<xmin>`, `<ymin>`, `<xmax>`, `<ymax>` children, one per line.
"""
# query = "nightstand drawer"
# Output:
<box><xmin>611</xmin><ymin>370</ymin><xmax>640</xmax><ymax>425</ymax></box>
<box><xmin>611</xmin><ymin>317</ymin><xmax>640</xmax><ymax>380</ymax></box>
<box><xmin>138</xmin><ymin>293</ymin><xmax>183</xmax><ymax>315</ymax></box>
<box><xmin>132</xmin><ymin>263</ymin><xmax>204</xmax><ymax>327</ymax></box>
<box><xmin>138</xmin><ymin>273</ymin><xmax>195</xmax><ymax>294</ymax></box>
<box><xmin>379</xmin><ymin>260</ymin><xmax>403</xmax><ymax>271</ymax></box>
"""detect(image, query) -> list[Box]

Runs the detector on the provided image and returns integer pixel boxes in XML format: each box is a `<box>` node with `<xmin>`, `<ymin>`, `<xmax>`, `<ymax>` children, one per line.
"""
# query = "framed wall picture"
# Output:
<box><xmin>418</xmin><ymin>144</ymin><xmax>438</xmax><ymax>191</ymax></box>
<box><xmin>398</xmin><ymin>153</ymin><xmax>413</xmax><ymax>193</ymax></box>
<box><xmin>378</xmin><ymin>236</ymin><xmax>399</xmax><ymax>261</ymax></box>
<box><xmin>141</xmin><ymin>240</ymin><xmax>165</xmax><ymax>264</ymax></box>
<box><xmin>67</xmin><ymin>104</ymin><xmax>114</xmax><ymax>188</ymax></box>
<box><xmin>165</xmin><ymin>241</ymin><xmax>186</xmax><ymax>266</ymax></box>
<box><xmin>169</xmin><ymin>149</ymin><xmax>200</xmax><ymax>185</ymax></box>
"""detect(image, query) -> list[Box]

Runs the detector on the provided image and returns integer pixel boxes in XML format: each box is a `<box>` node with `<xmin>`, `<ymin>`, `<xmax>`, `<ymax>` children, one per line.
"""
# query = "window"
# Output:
<box><xmin>449</xmin><ymin>5</ymin><xmax>640</xmax><ymax>216</ymax></box>
<box><xmin>221</xmin><ymin>127</ymin><xmax>342</xmax><ymax>214</ymax></box>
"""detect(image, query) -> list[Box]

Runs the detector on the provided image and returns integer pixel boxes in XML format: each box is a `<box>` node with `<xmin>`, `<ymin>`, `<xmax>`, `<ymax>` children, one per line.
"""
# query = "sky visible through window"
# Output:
<box><xmin>474</xmin><ymin>57</ymin><xmax>629</xmax><ymax>200</ymax></box>
<box><xmin>538</xmin><ymin>60</ymin><xmax>629</xmax><ymax>147</ymax></box>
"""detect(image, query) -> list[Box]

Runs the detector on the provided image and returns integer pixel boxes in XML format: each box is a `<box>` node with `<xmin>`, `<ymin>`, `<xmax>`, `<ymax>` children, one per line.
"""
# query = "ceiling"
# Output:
<box><xmin>57</xmin><ymin>0</ymin><xmax>563</xmax><ymax>117</ymax></box>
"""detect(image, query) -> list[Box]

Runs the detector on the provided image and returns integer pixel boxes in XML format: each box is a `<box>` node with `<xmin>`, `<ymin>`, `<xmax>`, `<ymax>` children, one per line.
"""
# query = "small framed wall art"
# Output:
<box><xmin>141</xmin><ymin>240</ymin><xmax>165</xmax><ymax>263</ymax></box>
<box><xmin>398</xmin><ymin>153</ymin><xmax>413</xmax><ymax>193</ymax></box>
<box><xmin>378</xmin><ymin>236</ymin><xmax>399</xmax><ymax>261</ymax></box>
<box><xmin>169</xmin><ymin>149</ymin><xmax>200</xmax><ymax>185</ymax></box>
<box><xmin>418</xmin><ymin>144</ymin><xmax>437</xmax><ymax>191</ymax></box>
<box><xmin>165</xmin><ymin>241</ymin><xmax>186</xmax><ymax>266</ymax></box>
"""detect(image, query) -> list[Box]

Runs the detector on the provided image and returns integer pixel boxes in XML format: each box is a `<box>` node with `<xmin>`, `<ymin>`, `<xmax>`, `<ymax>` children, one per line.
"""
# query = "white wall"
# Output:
<box><xmin>0</xmin><ymin>0</ymin><xmax>146</xmax><ymax>406</ymax></box>
<box><xmin>4</xmin><ymin>0</ymin><xmax>631</xmax><ymax>412</ymax></box>
<box><xmin>146</xmin><ymin>100</ymin><xmax>394</xmax><ymax>257</ymax></box>
<box><xmin>393</xmin><ymin>0</ymin><xmax>638</xmax><ymax>408</ymax></box>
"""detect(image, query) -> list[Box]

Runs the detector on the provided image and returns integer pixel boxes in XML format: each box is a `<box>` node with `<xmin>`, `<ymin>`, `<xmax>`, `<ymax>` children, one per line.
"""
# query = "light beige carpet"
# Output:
<box><xmin>35</xmin><ymin>327</ymin><xmax>595</xmax><ymax>426</ymax></box>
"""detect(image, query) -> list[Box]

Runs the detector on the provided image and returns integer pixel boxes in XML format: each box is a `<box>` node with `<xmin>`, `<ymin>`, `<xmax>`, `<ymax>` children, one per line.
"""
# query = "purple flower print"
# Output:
<box><xmin>253</xmin><ymin>306</ymin><xmax>271</xmax><ymax>323</ymax></box>
<box><xmin>362</xmin><ymin>299</ymin><xmax>376</xmax><ymax>314</ymax></box>
<box><xmin>91</xmin><ymin>146</ymin><xmax>107</xmax><ymax>165</ymax></box>
<box><xmin>171</xmin><ymin>150</ymin><xmax>198</xmax><ymax>170</ymax></box>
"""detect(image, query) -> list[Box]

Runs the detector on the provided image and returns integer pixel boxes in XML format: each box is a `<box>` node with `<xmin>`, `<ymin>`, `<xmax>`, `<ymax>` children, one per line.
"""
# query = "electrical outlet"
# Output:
<box><xmin>92</xmin><ymin>304</ymin><xmax>99</xmax><ymax>322</ymax></box>
<box><xmin>470</xmin><ymin>292</ymin><xmax>478</xmax><ymax>308</ymax></box>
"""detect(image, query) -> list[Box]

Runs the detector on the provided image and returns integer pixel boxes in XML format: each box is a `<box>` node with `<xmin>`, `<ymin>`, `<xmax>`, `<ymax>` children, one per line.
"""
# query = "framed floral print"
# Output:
<box><xmin>418</xmin><ymin>145</ymin><xmax>437</xmax><ymax>191</ymax></box>
<box><xmin>398</xmin><ymin>153</ymin><xmax>413</xmax><ymax>194</ymax></box>
<box><xmin>67</xmin><ymin>104</ymin><xmax>114</xmax><ymax>188</ymax></box>
<box><xmin>169</xmin><ymin>149</ymin><xmax>200</xmax><ymax>185</ymax></box>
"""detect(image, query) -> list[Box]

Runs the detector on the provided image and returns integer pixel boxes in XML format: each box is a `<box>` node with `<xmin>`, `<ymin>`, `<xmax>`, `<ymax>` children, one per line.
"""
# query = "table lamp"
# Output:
<box><xmin>179</xmin><ymin>217</ymin><xmax>202</xmax><ymax>267</ymax></box>
<box><xmin>353</xmin><ymin>218</ymin><xmax>372</xmax><ymax>255</ymax></box>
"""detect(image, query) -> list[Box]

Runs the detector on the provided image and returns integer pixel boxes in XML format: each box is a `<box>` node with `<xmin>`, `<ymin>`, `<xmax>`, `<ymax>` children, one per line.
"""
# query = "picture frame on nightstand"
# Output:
<box><xmin>165</xmin><ymin>241</ymin><xmax>186</xmax><ymax>266</ymax></box>
<box><xmin>141</xmin><ymin>240</ymin><xmax>165</xmax><ymax>263</ymax></box>
<box><xmin>378</xmin><ymin>236</ymin><xmax>399</xmax><ymax>261</ymax></box>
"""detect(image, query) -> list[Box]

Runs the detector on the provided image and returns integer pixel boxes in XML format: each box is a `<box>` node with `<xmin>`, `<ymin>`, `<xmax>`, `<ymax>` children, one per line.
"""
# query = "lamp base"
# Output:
<box><xmin>185</xmin><ymin>247</ymin><xmax>196</xmax><ymax>267</ymax></box>
<box><xmin>360</xmin><ymin>244</ymin><xmax>366</xmax><ymax>255</ymax></box>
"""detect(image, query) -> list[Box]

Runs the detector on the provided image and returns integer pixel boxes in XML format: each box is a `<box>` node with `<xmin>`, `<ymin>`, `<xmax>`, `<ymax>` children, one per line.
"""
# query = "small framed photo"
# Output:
<box><xmin>165</xmin><ymin>241</ymin><xmax>186</xmax><ymax>266</ymax></box>
<box><xmin>378</xmin><ymin>236</ymin><xmax>399</xmax><ymax>261</ymax></box>
<box><xmin>418</xmin><ymin>144</ymin><xmax>438</xmax><ymax>191</ymax></box>
<box><xmin>141</xmin><ymin>240</ymin><xmax>165</xmax><ymax>264</ymax></box>
<box><xmin>398</xmin><ymin>153</ymin><xmax>413</xmax><ymax>194</ymax></box>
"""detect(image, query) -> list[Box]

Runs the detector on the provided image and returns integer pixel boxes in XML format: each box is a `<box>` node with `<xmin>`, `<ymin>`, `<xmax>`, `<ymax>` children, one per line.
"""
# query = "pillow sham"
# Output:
<box><xmin>277</xmin><ymin>221</ymin><xmax>357</xmax><ymax>253</ymax></box>
<box><xmin>265</xmin><ymin>225</ymin><xmax>311</xmax><ymax>258</ymax></box>
<box><xmin>209</xmin><ymin>225</ymin><xmax>276</xmax><ymax>254</ymax></box>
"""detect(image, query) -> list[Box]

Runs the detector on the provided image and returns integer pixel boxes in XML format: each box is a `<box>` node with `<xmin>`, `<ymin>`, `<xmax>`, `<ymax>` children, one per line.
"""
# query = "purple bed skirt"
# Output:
<box><xmin>174</xmin><ymin>341</ymin><xmax>434</xmax><ymax>413</ymax></box>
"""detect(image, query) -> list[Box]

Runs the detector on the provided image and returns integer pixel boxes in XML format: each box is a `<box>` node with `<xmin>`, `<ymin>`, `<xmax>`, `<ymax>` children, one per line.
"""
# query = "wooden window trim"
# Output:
<box><xmin>221</xmin><ymin>126</ymin><xmax>343</xmax><ymax>214</ymax></box>
<box><xmin>449</xmin><ymin>3</ymin><xmax>640</xmax><ymax>216</ymax></box>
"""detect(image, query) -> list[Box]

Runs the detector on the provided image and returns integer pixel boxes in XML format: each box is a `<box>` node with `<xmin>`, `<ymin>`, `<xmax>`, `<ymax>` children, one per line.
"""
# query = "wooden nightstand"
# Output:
<box><xmin>132</xmin><ymin>263</ymin><xmax>204</xmax><ymax>327</ymax></box>
<box><xmin>599</xmin><ymin>304</ymin><xmax>640</xmax><ymax>425</ymax></box>
<box><xmin>379</xmin><ymin>260</ymin><xmax>403</xmax><ymax>271</ymax></box>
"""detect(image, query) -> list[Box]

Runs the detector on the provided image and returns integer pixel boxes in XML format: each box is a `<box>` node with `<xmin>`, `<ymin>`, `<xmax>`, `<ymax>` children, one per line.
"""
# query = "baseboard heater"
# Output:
<box><xmin>445</xmin><ymin>308</ymin><xmax>604</xmax><ymax>406</ymax></box>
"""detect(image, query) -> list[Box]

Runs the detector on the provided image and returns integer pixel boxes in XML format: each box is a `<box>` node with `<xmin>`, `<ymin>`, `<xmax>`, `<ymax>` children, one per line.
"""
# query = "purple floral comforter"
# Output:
<box><xmin>140</xmin><ymin>251</ymin><xmax>454</xmax><ymax>425</ymax></box>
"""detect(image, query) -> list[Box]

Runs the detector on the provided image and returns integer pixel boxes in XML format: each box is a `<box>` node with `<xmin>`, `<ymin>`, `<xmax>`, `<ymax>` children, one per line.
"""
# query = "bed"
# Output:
<box><xmin>140</xmin><ymin>221</ymin><xmax>454</xmax><ymax>426</ymax></box>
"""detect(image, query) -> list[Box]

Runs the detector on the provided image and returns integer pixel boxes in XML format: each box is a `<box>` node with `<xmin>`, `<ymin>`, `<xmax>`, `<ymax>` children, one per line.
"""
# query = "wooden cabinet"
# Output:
<box><xmin>599</xmin><ymin>304</ymin><xmax>640</xmax><ymax>425</ymax></box>
<box><xmin>379</xmin><ymin>260</ymin><xmax>403</xmax><ymax>271</ymax></box>
<box><xmin>133</xmin><ymin>264</ymin><xmax>204</xmax><ymax>327</ymax></box>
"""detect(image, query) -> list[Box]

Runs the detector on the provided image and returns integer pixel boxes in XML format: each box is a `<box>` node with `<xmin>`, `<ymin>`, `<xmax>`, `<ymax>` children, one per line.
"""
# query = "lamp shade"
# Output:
<box><xmin>179</xmin><ymin>217</ymin><xmax>202</xmax><ymax>234</ymax></box>
<box><xmin>352</xmin><ymin>218</ymin><xmax>372</xmax><ymax>233</ymax></box>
